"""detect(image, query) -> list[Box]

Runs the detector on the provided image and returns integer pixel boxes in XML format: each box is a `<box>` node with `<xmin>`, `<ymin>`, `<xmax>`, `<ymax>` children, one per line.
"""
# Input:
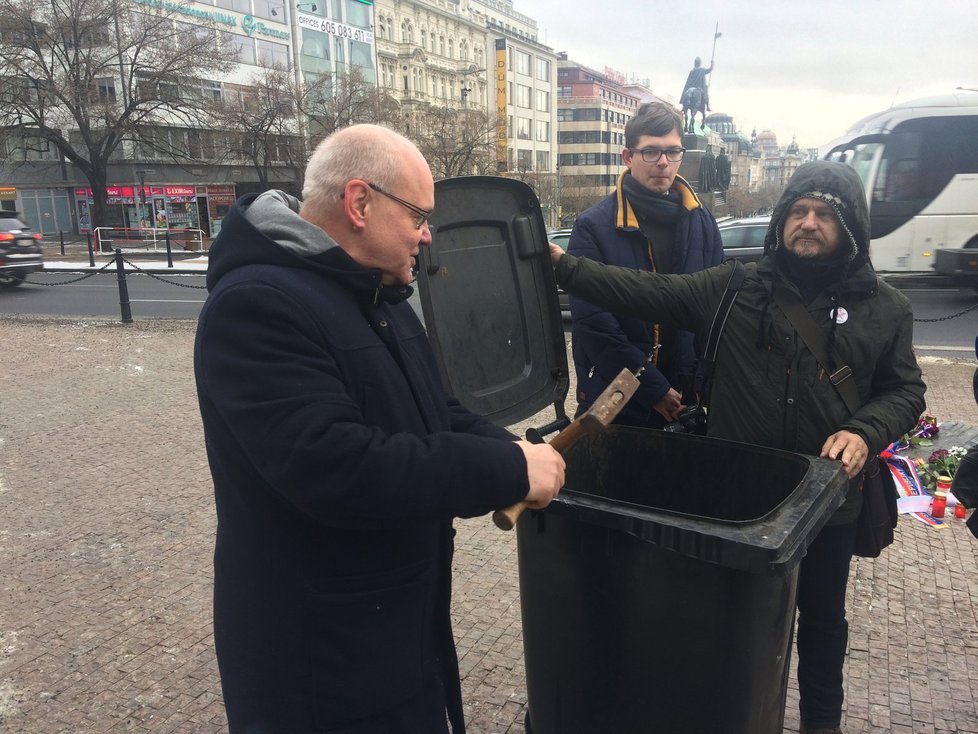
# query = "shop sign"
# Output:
<box><xmin>242</xmin><ymin>15</ymin><xmax>290</xmax><ymax>40</ymax></box>
<box><xmin>132</xmin><ymin>0</ymin><xmax>238</xmax><ymax>28</ymax></box>
<box><xmin>165</xmin><ymin>185</ymin><xmax>196</xmax><ymax>197</ymax></box>
<box><xmin>297</xmin><ymin>13</ymin><xmax>373</xmax><ymax>44</ymax></box>
<box><xmin>0</xmin><ymin>187</ymin><xmax>16</xmax><ymax>201</ymax></box>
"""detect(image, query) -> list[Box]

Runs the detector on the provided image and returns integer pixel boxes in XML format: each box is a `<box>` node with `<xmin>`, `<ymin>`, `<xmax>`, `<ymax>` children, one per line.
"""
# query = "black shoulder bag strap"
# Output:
<box><xmin>698</xmin><ymin>260</ymin><xmax>746</xmax><ymax>408</ymax></box>
<box><xmin>771</xmin><ymin>284</ymin><xmax>860</xmax><ymax>415</ymax></box>
<box><xmin>773</xmin><ymin>284</ymin><xmax>899</xmax><ymax>553</ymax></box>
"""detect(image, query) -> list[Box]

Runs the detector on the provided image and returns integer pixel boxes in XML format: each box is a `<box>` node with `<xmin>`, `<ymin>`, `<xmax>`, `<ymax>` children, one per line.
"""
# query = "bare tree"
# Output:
<box><xmin>559</xmin><ymin>174</ymin><xmax>608</xmax><ymax>226</ymax></box>
<box><xmin>723</xmin><ymin>182</ymin><xmax>784</xmax><ymax>217</ymax></box>
<box><xmin>302</xmin><ymin>66</ymin><xmax>399</xmax><ymax>148</ymax></box>
<box><xmin>402</xmin><ymin>104</ymin><xmax>497</xmax><ymax>180</ymax></box>
<box><xmin>0</xmin><ymin>0</ymin><xmax>235</xmax><ymax>227</ymax></box>
<box><xmin>209</xmin><ymin>63</ymin><xmax>308</xmax><ymax>193</ymax></box>
<box><xmin>510</xmin><ymin>169</ymin><xmax>560</xmax><ymax>228</ymax></box>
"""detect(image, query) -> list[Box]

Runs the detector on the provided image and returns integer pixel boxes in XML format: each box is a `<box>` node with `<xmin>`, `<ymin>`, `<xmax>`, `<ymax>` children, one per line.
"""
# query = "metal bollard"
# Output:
<box><xmin>165</xmin><ymin>230</ymin><xmax>173</xmax><ymax>268</ymax></box>
<box><xmin>87</xmin><ymin>232</ymin><xmax>95</xmax><ymax>267</ymax></box>
<box><xmin>59</xmin><ymin>231</ymin><xmax>65</xmax><ymax>256</ymax></box>
<box><xmin>114</xmin><ymin>248</ymin><xmax>133</xmax><ymax>324</ymax></box>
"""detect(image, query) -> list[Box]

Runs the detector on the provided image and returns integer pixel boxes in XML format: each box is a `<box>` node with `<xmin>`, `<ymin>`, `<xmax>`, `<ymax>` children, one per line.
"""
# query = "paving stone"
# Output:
<box><xmin>0</xmin><ymin>318</ymin><xmax>976</xmax><ymax>732</ymax></box>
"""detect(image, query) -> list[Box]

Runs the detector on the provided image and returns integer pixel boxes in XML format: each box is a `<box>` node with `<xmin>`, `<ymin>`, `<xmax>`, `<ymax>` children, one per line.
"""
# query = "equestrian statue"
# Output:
<box><xmin>681</xmin><ymin>57</ymin><xmax>712</xmax><ymax>134</ymax></box>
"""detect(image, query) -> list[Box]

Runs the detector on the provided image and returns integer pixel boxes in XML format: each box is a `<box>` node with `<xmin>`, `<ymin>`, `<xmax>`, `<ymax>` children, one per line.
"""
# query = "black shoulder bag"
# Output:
<box><xmin>666</xmin><ymin>261</ymin><xmax>746</xmax><ymax>434</ymax></box>
<box><xmin>772</xmin><ymin>285</ymin><xmax>897</xmax><ymax>558</ymax></box>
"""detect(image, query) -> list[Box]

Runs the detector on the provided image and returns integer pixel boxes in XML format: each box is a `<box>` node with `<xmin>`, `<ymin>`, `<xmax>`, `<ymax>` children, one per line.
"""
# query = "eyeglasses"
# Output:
<box><xmin>632</xmin><ymin>147</ymin><xmax>686</xmax><ymax>163</ymax></box>
<box><xmin>368</xmin><ymin>182</ymin><xmax>432</xmax><ymax>229</ymax></box>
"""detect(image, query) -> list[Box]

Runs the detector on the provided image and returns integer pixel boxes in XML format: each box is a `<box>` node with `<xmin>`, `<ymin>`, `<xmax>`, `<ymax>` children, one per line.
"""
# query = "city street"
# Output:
<box><xmin>3</xmin><ymin>250</ymin><xmax>977</xmax><ymax>355</ymax></box>
<box><xmin>0</xmin><ymin>316</ymin><xmax>976</xmax><ymax>733</ymax></box>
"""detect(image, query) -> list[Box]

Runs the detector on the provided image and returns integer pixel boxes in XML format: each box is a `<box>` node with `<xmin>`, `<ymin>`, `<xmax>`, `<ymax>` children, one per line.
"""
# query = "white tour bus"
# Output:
<box><xmin>822</xmin><ymin>93</ymin><xmax>978</xmax><ymax>284</ymax></box>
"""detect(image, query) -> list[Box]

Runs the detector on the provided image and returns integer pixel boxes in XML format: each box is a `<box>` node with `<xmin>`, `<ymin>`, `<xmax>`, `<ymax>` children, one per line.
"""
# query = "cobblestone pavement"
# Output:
<box><xmin>1</xmin><ymin>316</ymin><xmax>976</xmax><ymax>733</ymax></box>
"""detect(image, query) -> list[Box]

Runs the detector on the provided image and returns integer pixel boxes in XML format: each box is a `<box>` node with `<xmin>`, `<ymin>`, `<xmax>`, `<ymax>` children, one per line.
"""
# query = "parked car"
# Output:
<box><xmin>547</xmin><ymin>228</ymin><xmax>573</xmax><ymax>315</ymax></box>
<box><xmin>0</xmin><ymin>211</ymin><xmax>43</xmax><ymax>287</ymax></box>
<box><xmin>717</xmin><ymin>216</ymin><xmax>769</xmax><ymax>263</ymax></box>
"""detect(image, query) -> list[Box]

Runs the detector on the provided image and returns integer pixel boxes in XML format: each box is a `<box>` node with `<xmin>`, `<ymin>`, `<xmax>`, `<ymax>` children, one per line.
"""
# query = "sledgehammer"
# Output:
<box><xmin>492</xmin><ymin>366</ymin><xmax>642</xmax><ymax>531</ymax></box>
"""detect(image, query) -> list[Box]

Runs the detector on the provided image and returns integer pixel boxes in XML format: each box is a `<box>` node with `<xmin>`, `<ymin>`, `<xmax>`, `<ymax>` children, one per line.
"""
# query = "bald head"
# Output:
<box><xmin>299</xmin><ymin>124</ymin><xmax>435</xmax><ymax>286</ymax></box>
<box><xmin>301</xmin><ymin>124</ymin><xmax>431</xmax><ymax>222</ymax></box>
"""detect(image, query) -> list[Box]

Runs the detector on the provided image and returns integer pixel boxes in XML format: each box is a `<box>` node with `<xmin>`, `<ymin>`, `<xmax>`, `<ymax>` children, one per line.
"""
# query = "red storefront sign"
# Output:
<box><xmin>164</xmin><ymin>185</ymin><xmax>196</xmax><ymax>197</ymax></box>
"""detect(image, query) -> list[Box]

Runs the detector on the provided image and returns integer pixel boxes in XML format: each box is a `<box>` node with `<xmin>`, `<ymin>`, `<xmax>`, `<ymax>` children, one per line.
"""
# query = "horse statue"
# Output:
<box><xmin>681</xmin><ymin>86</ymin><xmax>706</xmax><ymax>134</ymax></box>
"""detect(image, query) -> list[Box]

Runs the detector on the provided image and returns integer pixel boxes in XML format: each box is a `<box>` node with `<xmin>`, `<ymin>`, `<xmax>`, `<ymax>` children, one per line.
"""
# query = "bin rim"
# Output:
<box><xmin>532</xmin><ymin>434</ymin><xmax>849</xmax><ymax>575</ymax></box>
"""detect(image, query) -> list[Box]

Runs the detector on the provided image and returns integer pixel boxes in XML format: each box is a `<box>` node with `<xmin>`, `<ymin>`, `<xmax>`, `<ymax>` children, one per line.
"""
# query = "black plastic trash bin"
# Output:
<box><xmin>518</xmin><ymin>426</ymin><xmax>849</xmax><ymax>734</ymax></box>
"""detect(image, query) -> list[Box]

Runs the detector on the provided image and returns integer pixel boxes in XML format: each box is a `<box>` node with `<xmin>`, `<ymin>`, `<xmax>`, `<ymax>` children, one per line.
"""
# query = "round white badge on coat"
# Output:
<box><xmin>833</xmin><ymin>307</ymin><xmax>849</xmax><ymax>324</ymax></box>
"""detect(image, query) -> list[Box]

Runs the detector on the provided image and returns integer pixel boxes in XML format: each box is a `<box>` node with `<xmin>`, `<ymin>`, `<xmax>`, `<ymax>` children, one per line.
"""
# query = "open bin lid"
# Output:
<box><xmin>543</xmin><ymin>428</ymin><xmax>851</xmax><ymax>575</ymax></box>
<box><xmin>417</xmin><ymin>176</ymin><xmax>568</xmax><ymax>426</ymax></box>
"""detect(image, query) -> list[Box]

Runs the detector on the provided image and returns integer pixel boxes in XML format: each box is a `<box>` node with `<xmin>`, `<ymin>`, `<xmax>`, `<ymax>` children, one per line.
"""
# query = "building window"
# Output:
<box><xmin>221</xmin><ymin>33</ymin><xmax>256</xmax><ymax>65</ymax></box>
<box><xmin>536</xmin><ymin>150</ymin><xmax>550</xmax><ymax>171</ymax></box>
<box><xmin>301</xmin><ymin>28</ymin><xmax>329</xmax><ymax>59</ymax></box>
<box><xmin>252</xmin><ymin>0</ymin><xmax>275</xmax><ymax>20</ymax></box>
<box><xmin>536</xmin><ymin>58</ymin><xmax>550</xmax><ymax>82</ymax></box>
<box><xmin>536</xmin><ymin>89</ymin><xmax>549</xmax><ymax>112</ymax></box>
<box><xmin>202</xmin><ymin>80</ymin><xmax>223</xmax><ymax>102</ymax></box>
<box><xmin>557</xmin><ymin>85</ymin><xmax>572</xmax><ymax>98</ymax></box>
<box><xmin>517</xmin><ymin>117</ymin><xmax>531</xmax><ymax>140</ymax></box>
<box><xmin>517</xmin><ymin>149</ymin><xmax>532</xmax><ymax>170</ymax></box>
<box><xmin>96</xmin><ymin>78</ymin><xmax>116</xmax><ymax>102</ymax></box>
<box><xmin>256</xmin><ymin>39</ymin><xmax>288</xmax><ymax>67</ymax></box>
<box><xmin>448</xmin><ymin>38</ymin><xmax>453</xmax><ymax>59</ymax></box>
<box><xmin>515</xmin><ymin>84</ymin><xmax>530</xmax><ymax>108</ymax></box>
<box><xmin>515</xmin><ymin>50</ymin><xmax>531</xmax><ymax>75</ymax></box>
<box><xmin>535</xmin><ymin>120</ymin><xmax>549</xmax><ymax>142</ymax></box>
<box><xmin>344</xmin><ymin>0</ymin><xmax>370</xmax><ymax>26</ymax></box>
<box><xmin>215</xmin><ymin>0</ymin><xmax>249</xmax><ymax>12</ymax></box>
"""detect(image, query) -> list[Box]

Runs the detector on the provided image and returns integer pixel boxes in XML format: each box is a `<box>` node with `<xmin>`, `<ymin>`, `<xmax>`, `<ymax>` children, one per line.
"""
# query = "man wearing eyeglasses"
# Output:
<box><xmin>194</xmin><ymin>124</ymin><xmax>565</xmax><ymax>733</ymax></box>
<box><xmin>566</xmin><ymin>100</ymin><xmax>724</xmax><ymax>431</ymax></box>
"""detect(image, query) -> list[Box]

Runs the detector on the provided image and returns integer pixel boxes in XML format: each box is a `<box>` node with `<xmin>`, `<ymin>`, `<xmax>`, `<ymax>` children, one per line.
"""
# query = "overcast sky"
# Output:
<box><xmin>524</xmin><ymin>0</ymin><xmax>978</xmax><ymax>150</ymax></box>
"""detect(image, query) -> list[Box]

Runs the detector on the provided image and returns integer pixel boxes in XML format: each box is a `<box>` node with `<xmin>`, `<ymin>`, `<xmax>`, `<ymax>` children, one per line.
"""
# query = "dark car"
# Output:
<box><xmin>0</xmin><ymin>211</ymin><xmax>44</xmax><ymax>287</ymax></box>
<box><xmin>547</xmin><ymin>228</ymin><xmax>573</xmax><ymax>315</ymax></box>
<box><xmin>717</xmin><ymin>215</ymin><xmax>769</xmax><ymax>263</ymax></box>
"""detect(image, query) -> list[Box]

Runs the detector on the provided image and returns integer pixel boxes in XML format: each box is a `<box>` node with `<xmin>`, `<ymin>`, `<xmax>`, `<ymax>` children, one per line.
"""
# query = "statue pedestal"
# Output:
<box><xmin>683</xmin><ymin>132</ymin><xmax>710</xmax><ymax>151</ymax></box>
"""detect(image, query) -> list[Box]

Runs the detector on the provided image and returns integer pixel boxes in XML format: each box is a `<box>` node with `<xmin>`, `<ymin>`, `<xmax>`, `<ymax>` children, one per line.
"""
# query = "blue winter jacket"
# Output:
<box><xmin>568</xmin><ymin>172</ymin><xmax>723</xmax><ymax>426</ymax></box>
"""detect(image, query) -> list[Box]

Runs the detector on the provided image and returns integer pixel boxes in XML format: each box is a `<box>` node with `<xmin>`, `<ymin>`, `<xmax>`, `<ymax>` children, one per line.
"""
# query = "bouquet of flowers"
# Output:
<box><xmin>914</xmin><ymin>447</ymin><xmax>968</xmax><ymax>493</ymax></box>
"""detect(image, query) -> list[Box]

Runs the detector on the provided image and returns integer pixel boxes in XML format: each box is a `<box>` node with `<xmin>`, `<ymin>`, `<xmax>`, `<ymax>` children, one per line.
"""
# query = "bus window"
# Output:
<box><xmin>874</xmin><ymin>132</ymin><xmax>922</xmax><ymax>204</ymax></box>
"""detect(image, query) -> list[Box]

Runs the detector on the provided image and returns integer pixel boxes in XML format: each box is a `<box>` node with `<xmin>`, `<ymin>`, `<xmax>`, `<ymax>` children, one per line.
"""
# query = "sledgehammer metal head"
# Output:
<box><xmin>492</xmin><ymin>367</ymin><xmax>641</xmax><ymax>530</ymax></box>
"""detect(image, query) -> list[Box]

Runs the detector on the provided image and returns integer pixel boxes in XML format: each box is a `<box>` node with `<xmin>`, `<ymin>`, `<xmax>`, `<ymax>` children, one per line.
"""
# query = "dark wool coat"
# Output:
<box><xmin>194</xmin><ymin>193</ymin><xmax>528</xmax><ymax>733</ymax></box>
<box><xmin>950</xmin><ymin>365</ymin><xmax>978</xmax><ymax>538</ymax></box>
<box><xmin>555</xmin><ymin>162</ymin><xmax>926</xmax><ymax>524</ymax></box>
<box><xmin>567</xmin><ymin>173</ymin><xmax>723</xmax><ymax>426</ymax></box>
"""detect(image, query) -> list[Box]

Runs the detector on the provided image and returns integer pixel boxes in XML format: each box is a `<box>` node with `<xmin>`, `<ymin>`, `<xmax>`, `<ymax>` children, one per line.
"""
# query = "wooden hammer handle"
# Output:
<box><xmin>491</xmin><ymin>420</ymin><xmax>588</xmax><ymax>531</ymax></box>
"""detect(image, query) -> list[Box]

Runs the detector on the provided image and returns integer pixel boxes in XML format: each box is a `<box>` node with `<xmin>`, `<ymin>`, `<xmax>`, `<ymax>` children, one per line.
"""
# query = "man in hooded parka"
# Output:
<box><xmin>550</xmin><ymin>160</ymin><xmax>926</xmax><ymax>734</ymax></box>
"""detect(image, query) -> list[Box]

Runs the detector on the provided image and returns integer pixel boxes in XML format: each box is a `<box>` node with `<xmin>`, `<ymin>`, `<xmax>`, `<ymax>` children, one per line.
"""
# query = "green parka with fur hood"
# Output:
<box><xmin>554</xmin><ymin>161</ymin><xmax>926</xmax><ymax>524</ymax></box>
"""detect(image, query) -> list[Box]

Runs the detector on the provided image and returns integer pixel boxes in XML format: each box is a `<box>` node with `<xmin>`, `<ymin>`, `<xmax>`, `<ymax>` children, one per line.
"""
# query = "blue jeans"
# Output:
<box><xmin>796</xmin><ymin>520</ymin><xmax>857</xmax><ymax>728</ymax></box>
